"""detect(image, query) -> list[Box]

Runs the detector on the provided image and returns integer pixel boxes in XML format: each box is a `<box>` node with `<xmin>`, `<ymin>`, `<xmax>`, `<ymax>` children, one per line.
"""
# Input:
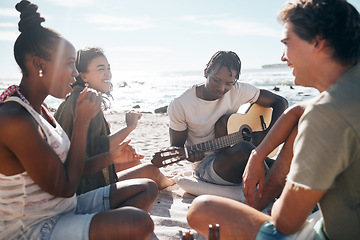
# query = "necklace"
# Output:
<box><xmin>0</xmin><ymin>85</ymin><xmax>31</xmax><ymax>106</ymax></box>
<box><xmin>0</xmin><ymin>85</ymin><xmax>55</xmax><ymax>126</ymax></box>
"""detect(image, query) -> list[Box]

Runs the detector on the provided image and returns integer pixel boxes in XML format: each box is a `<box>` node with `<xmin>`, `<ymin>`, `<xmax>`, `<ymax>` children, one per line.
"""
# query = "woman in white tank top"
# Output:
<box><xmin>0</xmin><ymin>1</ymin><xmax>157</xmax><ymax>239</ymax></box>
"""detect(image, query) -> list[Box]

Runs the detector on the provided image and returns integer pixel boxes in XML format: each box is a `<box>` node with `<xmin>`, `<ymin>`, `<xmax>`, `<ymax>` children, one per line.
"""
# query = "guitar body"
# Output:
<box><xmin>151</xmin><ymin>103</ymin><xmax>278</xmax><ymax>168</ymax></box>
<box><xmin>215</xmin><ymin>103</ymin><xmax>278</xmax><ymax>158</ymax></box>
<box><xmin>228</xmin><ymin>103</ymin><xmax>273</xmax><ymax>134</ymax></box>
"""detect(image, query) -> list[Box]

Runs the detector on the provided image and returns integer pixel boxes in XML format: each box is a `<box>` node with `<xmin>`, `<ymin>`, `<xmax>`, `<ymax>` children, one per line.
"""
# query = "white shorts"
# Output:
<box><xmin>194</xmin><ymin>154</ymin><xmax>238</xmax><ymax>186</ymax></box>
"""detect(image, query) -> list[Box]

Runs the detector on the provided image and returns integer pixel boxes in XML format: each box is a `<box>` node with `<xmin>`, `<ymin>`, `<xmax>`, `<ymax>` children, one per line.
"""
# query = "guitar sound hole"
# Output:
<box><xmin>241</xmin><ymin>128</ymin><xmax>252</xmax><ymax>141</ymax></box>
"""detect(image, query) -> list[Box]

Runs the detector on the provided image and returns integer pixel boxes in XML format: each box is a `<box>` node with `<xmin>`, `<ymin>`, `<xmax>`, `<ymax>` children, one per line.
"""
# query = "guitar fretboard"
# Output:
<box><xmin>186</xmin><ymin>131</ymin><xmax>246</xmax><ymax>152</ymax></box>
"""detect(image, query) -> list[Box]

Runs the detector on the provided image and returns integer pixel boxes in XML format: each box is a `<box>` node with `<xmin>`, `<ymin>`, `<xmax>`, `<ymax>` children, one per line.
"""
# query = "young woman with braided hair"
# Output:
<box><xmin>0</xmin><ymin>1</ymin><xmax>157</xmax><ymax>239</ymax></box>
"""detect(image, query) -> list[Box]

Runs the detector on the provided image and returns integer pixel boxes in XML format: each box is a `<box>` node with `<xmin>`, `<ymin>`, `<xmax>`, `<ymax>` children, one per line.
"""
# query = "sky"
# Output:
<box><xmin>1</xmin><ymin>0</ymin><xmax>360</xmax><ymax>80</ymax></box>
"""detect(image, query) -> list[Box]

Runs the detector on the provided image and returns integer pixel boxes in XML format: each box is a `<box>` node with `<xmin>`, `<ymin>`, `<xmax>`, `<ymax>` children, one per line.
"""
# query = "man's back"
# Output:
<box><xmin>288</xmin><ymin>64</ymin><xmax>360</xmax><ymax>239</ymax></box>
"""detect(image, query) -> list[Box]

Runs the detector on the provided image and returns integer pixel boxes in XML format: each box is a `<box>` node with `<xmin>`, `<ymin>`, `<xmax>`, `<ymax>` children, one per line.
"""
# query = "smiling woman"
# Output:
<box><xmin>0</xmin><ymin>1</ymin><xmax>157</xmax><ymax>239</ymax></box>
<box><xmin>75</xmin><ymin>48</ymin><xmax>112</xmax><ymax>95</ymax></box>
<box><xmin>54</xmin><ymin>46</ymin><xmax>174</xmax><ymax>195</ymax></box>
<box><xmin>54</xmin><ymin>49</ymin><xmax>121</xmax><ymax>195</ymax></box>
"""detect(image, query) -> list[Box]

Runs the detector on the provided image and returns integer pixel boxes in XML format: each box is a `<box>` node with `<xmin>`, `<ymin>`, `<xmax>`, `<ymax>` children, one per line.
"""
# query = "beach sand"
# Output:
<box><xmin>106</xmin><ymin>111</ymin><xmax>207</xmax><ymax>240</ymax></box>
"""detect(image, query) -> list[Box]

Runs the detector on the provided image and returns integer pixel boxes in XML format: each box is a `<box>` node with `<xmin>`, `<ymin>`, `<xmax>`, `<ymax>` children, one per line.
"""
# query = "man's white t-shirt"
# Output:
<box><xmin>168</xmin><ymin>82</ymin><xmax>260</xmax><ymax>147</ymax></box>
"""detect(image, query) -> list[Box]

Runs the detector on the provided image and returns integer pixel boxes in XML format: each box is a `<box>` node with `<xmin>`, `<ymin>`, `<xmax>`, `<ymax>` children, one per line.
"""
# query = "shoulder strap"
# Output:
<box><xmin>4</xmin><ymin>96</ymin><xmax>51</xmax><ymax>141</ymax></box>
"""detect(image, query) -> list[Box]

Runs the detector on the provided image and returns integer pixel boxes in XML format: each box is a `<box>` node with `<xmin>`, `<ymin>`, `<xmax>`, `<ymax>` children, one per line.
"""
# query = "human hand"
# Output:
<box><xmin>242</xmin><ymin>149</ymin><xmax>266</xmax><ymax>207</ymax></box>
<box><xmin>187</xmin><ymin>149</ymin><xmax>205</xmax><ymax>163</ymax></box>
<box><xmin>125</xmin><ymin>111</ymin><xmax>142</xmax><ymax>130</ymax></box>
<box><xmin>111</xmin><ymin>140</ymin><xmax>144</xmax><ymax>164</ymax></box>
<box><xmin>123</xmin><ymin>144</ymin><xmax>144</xmax><ymax>162</ymax></box>
<box><xmin>75</xmin><ymin>88</ymin><xmax>101</xmax><ymax>123</ymax></box>
<box><xmin>251</xmin><ymin>130</ymin><xmax>268</xmax><ymax>147</ymax></box>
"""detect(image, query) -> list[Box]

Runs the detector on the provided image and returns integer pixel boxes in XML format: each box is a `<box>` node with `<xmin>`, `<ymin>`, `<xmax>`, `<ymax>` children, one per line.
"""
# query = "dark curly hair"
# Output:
<box><xmin>278</xmin><ymin>0</ymin><xmax>360</xmax><ymax>66</ymax></box>
<box><xmin>14</xmin><ymin>0</ymin><xmax>64</xmax><ymax>76</ymax></box>
<box><xmin>205</xmin><ymin>51</ymin><xmax>241</xmax><ymax>85</ymax></box>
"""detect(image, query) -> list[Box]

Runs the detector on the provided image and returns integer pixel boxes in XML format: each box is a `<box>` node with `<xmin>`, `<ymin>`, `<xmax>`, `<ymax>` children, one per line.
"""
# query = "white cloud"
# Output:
<box><xmin>107</xmin><ymin>45</ymin><xmax>171</xmax><ymax>53</ymax></box>
<box><xmin>179</xmin><ymin>14</ymin><xmax>230</xmax><ymax>22</ymax></box>
<box><xmin>180</xmin><ymin>15</ymin><xmax>279</xmax><ymax>38</ymax></box>
<box><xmin>212</xmin><ymin>19</ymin><xmax>279</xmax><ymax>37</ymax></box>
<box><xmin>0</xmin><ymin>23</ymin><xmax>17</xmax><ymax>28</ymax></box>
<box><xmin>45</xmin><ymin>0</ymin><xmax>96</xmax><ymax>7</ymax></box>
<box><xmin>0</xmin><ymin>8</ymin><xmax>18</xmax><ymax>17</ymax></box>
<box><xmin>0</xmin><ymin>31</ymin><xmax>18</xmax><ymax>41</ymax></box>
<box><xmin>179</xmin><ymin>15</ymin><xmax>200</xmax><ymax>22</ymax></box>
<box><xmin>85</xmin><ymin>14</ymin><xmax>155</xmax><ymax>31</ymax></box>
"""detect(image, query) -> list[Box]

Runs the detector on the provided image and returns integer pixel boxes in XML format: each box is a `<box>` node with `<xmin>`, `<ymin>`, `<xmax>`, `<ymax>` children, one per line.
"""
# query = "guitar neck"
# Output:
<box><xmin>187</xmin><ymin>131</ymin><xmax>244</xmax><ymax>152</ymax></box>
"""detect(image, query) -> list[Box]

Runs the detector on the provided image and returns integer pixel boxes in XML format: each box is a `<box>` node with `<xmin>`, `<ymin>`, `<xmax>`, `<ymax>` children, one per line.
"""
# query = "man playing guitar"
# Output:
<box><xmin>166</xmin><ymin>51</ymin><xmax>288</xmax><ymax>188</ymax></box>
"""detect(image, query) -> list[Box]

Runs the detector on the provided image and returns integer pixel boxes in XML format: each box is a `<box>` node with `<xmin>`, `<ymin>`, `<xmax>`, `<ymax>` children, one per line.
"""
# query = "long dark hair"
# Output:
<box><xmin>72</xmin><ymin>47</ymin><xmax>113</xmax><ymax>110</ymax></box>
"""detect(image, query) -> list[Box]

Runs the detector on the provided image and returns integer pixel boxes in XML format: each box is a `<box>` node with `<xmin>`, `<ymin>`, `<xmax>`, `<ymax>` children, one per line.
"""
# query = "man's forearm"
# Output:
<box><xmin>254</xmin><ymin>155</ymin><xmax>291</xmax><ymax>211</ymax></box>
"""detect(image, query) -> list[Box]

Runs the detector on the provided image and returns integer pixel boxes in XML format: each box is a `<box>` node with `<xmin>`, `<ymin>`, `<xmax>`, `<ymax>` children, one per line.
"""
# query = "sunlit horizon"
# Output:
<box><xmin>1</xmin><ymin>0</ymin><xmax>360</xmax><ymax>80</ymax></box>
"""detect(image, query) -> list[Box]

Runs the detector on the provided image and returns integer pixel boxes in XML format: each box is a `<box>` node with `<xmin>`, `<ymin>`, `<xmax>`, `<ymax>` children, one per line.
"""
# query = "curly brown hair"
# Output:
<box><xmin>278</xmin><ymin>0</ymin><xmax>360</xmax><ymax>66</ymax></box>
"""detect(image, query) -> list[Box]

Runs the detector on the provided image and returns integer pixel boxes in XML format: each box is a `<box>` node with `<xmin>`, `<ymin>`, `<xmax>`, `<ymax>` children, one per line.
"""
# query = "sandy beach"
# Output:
<box><xmin>106</xmin><ymin>110</ymin><xmax>277</xmax><ymax>239</ymax></box>
<box><xmin>106</xmin><ymin>111</ymin><xmax>207</xmax><ymax>240</ymax></box>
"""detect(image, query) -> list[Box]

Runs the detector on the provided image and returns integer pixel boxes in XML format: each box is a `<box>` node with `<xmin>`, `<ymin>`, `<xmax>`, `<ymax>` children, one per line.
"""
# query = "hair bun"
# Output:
<box><xmin>16</xmin><ymin>0</ymin><xmax>45</xmax><ymax>33</ymax></box>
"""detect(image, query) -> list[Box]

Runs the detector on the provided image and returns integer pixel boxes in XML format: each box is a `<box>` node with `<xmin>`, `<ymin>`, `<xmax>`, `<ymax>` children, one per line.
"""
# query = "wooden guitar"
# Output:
<box><xmin>151</xmin><ymin>103</ymin><xmax>278</xmax><ymax>168</ymax></box>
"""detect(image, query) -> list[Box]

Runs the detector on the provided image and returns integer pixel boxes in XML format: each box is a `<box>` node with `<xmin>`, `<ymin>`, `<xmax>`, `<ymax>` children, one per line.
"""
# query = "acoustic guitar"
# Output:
<box><xmin>151</xmin><ymin>103</ymin><xmax>278</xmax><ymax>168</ymax></box>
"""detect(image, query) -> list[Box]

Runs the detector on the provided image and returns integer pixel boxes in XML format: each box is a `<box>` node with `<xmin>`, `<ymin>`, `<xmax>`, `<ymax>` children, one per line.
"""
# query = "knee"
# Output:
<box><xmin>135</xmin><ymin>210</ymin><xmax>154</xmax><ymax>240</ymax></box>
<box><xmin>187</xmin><ymin>195</ymin><xmax>215</xmax><ymax>229</ymax></box>
<box><xmin>90</xmin><ymin>207</ymin><xmax>154</xmax><ymax>240</ymax></box>
<box><xmin>122</xmin><ymin>178</ymin><xmax>158</xmax><ymax>203</ymax></box>
<box><xmin>125</xmin><ymin>207</ymin><xmax>154</xmax><ymax>240</ymax></box>
<box><xmin>143</xmin><ymin>162</ymin><xmax>161</xmax><ymax>176</ymax></box>
<box><xmin>216</xmin><ymin>142</ymin><xmax>254</xmax><ymax>170</ymax></box>
<box><xmin>233</xmin><ymin>141</ymin><xmax>254</xmax><ymax>155</ymax></box>
<box><xmin>143</xmin><ymin>178</ymin><xmax>159</xmax><ymax>201</ymax></box>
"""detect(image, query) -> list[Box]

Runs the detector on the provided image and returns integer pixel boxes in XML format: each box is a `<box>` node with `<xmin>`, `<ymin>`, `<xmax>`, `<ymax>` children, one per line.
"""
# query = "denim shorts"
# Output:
<box><xmin>194</xmin><ymin>154</ymin><xmax>237</xmax><ymax>186</ymax></box>
<box><xmin>256</xmin><ymin>211</ymin><xmax>326</xmax><ymax>240</ymax></box>
<box><xmin>39</xmin><ymin>185</ymin><xmax>111</xmax><ymax>240</ymax></box>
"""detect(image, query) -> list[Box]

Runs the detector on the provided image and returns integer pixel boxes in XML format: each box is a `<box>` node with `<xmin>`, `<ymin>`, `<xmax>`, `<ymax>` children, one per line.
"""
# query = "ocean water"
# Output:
<box><xmin>0</xmin><ymin>68</ymin><xmax>319</xmax><ymax>113</ymax></box>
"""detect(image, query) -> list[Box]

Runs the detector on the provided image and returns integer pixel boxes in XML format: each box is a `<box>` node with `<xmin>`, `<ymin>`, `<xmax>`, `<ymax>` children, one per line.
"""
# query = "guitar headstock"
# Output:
<box><xmin>151</xmin><ymin>147</ymin><xmax>188</xmax><ymax>168</ymax></box>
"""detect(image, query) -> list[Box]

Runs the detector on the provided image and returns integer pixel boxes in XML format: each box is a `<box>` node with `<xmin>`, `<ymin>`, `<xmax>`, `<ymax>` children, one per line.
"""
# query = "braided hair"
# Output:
<box><xmin>205</xmin><ymin>51</ymin><xmax>242</xmax><ymax>84</ymax></box>
<box><xmin>14</xmin><ymin>0</ymin><xmax>63</xmax><ymax>76</ymax></box>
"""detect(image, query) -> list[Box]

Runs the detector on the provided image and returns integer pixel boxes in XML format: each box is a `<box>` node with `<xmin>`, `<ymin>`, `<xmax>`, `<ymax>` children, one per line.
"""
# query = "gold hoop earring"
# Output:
<box><xmin>84</xmin><ymin>82</ymin><xmax>89</xmax><ymax>87</ymax></box>
<box><xmin>39</xmin><ymin>69</ymin><xmax>43</xmax><ymax>78</ymax></box>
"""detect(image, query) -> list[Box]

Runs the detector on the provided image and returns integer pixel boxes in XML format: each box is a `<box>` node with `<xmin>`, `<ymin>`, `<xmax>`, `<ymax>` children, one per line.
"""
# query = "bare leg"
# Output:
<box><xmin>89</xmin><ymin>206</ymin><xmax>154</xmax><ymax>240</ymax></box>
<box><xmin>88</xmin><ymin>179</ymin><xmax>157</xmax><ymax>240</ymax></box>
<box><xmin>117</xmin><ymin>162</ymin><xmax>175</xmax><ymax>189</ymax></box>
<box><xmin>109</xmin><ymin>178</ymin><xmax>158</xmax><ymax>212</ymax></box>
<box><xmin>114</xmin><ymin>159</ymin><xmax>142</xmax><ymax>172</ymax></box>
<box><xmin>187</xmin><ymin>195</ymin><xmax>271</xmax><ymax>240</ymax></box>
<box><xmin>213</xmin><ymin>141</ymin><xmax>255</xmax><ymax>183</ymax></box>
